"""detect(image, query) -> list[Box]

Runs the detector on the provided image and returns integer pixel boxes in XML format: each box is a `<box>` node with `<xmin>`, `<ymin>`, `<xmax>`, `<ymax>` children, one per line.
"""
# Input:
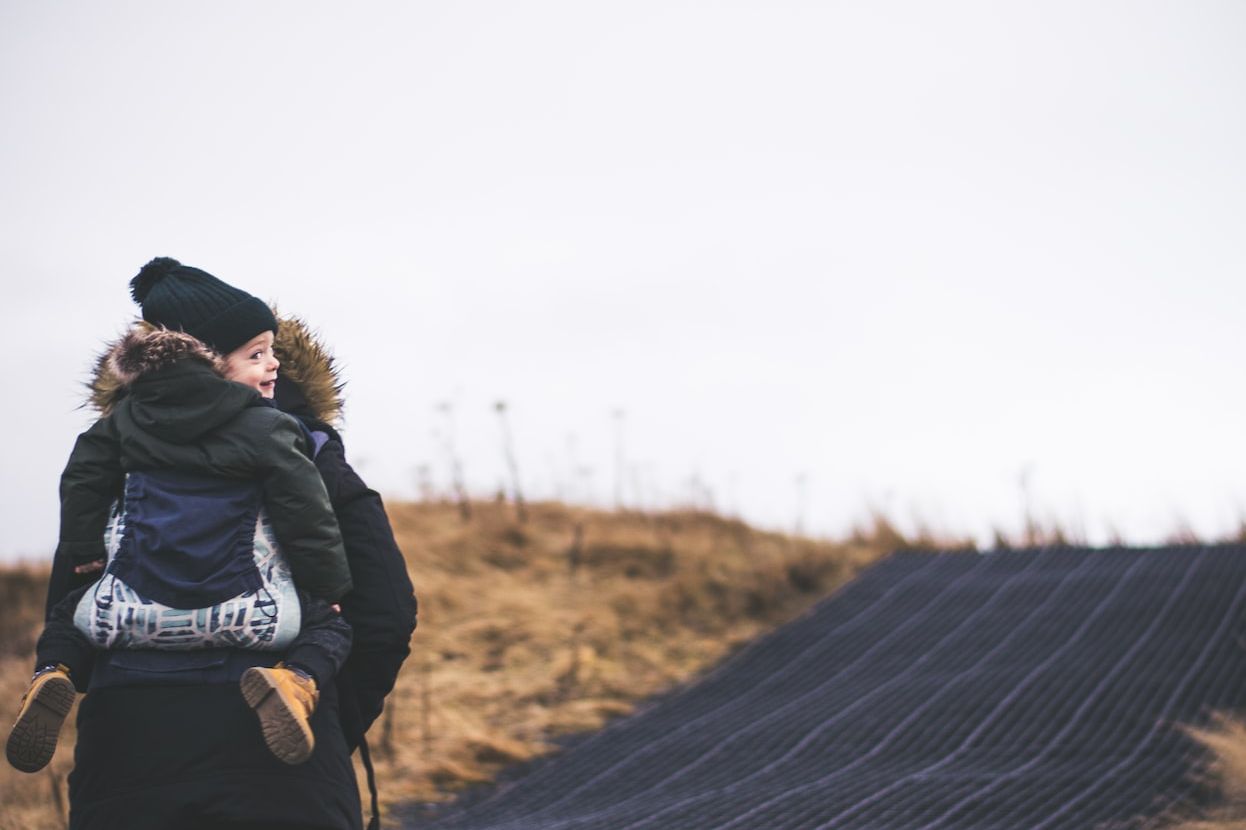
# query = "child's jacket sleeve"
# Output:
<box><xmin>47</xmin><ymin>418</ymin><xmax>123</xmax><ymax>617</ymax></box>
<box><xmin>258</xmin><ymin>414</ymin><xmax>353</xmax><ymax>602</ymax></box>
<box><xmin>59</xmin><ymin>419</ymin><xmax>123</xmax><ymax>565</ymax></box>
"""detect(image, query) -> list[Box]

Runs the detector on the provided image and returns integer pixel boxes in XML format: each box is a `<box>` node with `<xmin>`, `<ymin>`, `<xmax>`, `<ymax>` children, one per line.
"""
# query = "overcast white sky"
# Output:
<box><xmin>3</xmin><ymin>1</ymin><xmax>1245</xmax><ymax>561</ymax></box>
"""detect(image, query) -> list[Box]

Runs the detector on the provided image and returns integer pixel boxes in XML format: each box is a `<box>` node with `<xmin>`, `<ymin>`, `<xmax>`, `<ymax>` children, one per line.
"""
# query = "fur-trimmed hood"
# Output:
<box><xmin>269</xmin><ymin>312</ymin><xmax>345</xmax><ymax>428</ymax></box>
<box><xmin>106</xmin><ymin>328</ymin><xmax>226</xmax><ymax>387</ymax></box>
<box><xmin>88</xmin><ymin>313</ymin><xmax>345</xmax><ymax>426</ymax></box>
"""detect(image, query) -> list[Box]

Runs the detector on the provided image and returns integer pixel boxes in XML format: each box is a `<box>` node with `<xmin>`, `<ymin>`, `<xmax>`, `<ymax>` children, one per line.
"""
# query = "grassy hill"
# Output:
<box><xmin>0</xmin><ymin>501</ymin><xmax>893</xmax><ymax>829</ymax></box>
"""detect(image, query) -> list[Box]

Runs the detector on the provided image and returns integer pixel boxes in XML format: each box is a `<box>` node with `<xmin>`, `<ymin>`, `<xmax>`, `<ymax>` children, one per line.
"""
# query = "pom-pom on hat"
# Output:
<box><xmin>129</xmin><ymin>257</ymin><xmax>278</xmax><ymax>356</ymax></box>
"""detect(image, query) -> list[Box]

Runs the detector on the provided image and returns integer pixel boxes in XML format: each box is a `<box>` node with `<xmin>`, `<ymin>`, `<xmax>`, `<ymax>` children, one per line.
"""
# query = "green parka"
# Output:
<box><xmin>55</xmin><ymin>326</ymin><xmax>352</xmax><ymax>604</ymax></box>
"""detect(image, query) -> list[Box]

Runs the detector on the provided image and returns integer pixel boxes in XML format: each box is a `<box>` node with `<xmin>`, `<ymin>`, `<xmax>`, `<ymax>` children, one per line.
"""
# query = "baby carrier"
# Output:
<box><xmin>74</xmin><ymin>468</ymin><xmax>302</xmax><ymax>651</ymax></box>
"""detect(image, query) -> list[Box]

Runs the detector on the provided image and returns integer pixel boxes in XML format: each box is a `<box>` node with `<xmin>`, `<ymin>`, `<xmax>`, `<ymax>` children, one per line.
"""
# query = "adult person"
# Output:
<box><xmin>41</xmin><ymin>259</ymin><xmax>417</xmax><ymax>830</ymax></box>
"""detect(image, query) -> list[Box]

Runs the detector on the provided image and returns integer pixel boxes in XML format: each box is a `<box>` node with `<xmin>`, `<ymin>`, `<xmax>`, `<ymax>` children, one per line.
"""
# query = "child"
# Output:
<box><xmin>6</xmin><ymin>257</ymin><xmax>354</xmax><ymax>773</ymax></box>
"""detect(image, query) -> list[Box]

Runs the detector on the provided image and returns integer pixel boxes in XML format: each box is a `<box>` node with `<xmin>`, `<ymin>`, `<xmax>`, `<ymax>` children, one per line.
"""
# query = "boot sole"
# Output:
<box><xmin>6</xmin><ymin>674</ymin><xmax>74</xmax><ymax>773</ymax></box>
<box><xmin>241</xmin><ymin>668</ymin><xmax>315</xmax><ymax>765</ymax></box>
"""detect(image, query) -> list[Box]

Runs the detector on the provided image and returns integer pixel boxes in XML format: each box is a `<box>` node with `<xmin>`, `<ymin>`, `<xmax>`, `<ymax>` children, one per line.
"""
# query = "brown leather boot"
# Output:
<box><xmin>6</xmin><ymin>665</ymin><xmax>75</xmax><ymax>773</ymax></box>
<box><xmin>240</xmin><ymin>663</ymin><xmax>319</xmax><ymax>765</ymax></box>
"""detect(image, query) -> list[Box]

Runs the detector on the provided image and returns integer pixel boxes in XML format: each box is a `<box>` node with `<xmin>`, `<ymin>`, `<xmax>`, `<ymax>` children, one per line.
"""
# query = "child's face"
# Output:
<box><xmin>223</xmin><ymin>331</ymin><xmax>279</xmax><ymax>398</ymax></box>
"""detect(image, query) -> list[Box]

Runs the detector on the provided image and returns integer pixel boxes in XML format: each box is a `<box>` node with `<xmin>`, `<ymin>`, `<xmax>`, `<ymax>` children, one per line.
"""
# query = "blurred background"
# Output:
<box><xmin>3</xmin><ymin>0</ymin><xmax>1245</xmax><ymax>561</ymax></box>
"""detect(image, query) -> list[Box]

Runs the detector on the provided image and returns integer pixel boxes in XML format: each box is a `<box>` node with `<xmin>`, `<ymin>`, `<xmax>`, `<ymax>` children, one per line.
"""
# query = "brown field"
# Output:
<box><xmin>0</xmin><ymin>501</ymin><xmax>897</xmax><ymax>829</ymax></box>
<box><xmin>1157</xmin><ymin>716</ymin><xmax>1246</xmax><ymax>830</ymax></box>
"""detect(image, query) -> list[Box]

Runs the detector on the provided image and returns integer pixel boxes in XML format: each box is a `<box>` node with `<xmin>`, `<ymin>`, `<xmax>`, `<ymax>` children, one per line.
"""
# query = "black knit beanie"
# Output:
<box><xmin>129</xmin><ymin>257</ymin><xmax>278</xmax><ymax>355</ymax></box>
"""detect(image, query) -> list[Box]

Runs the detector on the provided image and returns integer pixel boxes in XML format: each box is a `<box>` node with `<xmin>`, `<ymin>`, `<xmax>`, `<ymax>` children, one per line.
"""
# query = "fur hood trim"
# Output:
<box><xmin>87</xmin><ymin>313</ymin><xmax>345</xmax><ymax>424</ymax></box>
<box><xmin>88</xmin><ymin>323</ymin><xmax>223</xmax><ymax>413</ymax></box>
<box><xmin>271</xmin><ymin>311</ymin><xmax>344</xmax><ymax>426</ymax></box>
<box><xmin>110</xmin><ymin>327</ymin><xmax>225</xmax><ymax>386</ymax></box>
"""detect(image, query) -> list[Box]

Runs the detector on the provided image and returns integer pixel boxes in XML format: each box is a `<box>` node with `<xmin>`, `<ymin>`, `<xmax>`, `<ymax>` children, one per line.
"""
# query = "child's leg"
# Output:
<box><xmin>283</xmin><ymin>595</ymin><xmax>353</xmax><ymax>686</ymax></box>
<box><xmin>34</xmin><ymin>583</ymin><xmax>95</xmax><ymax>682</ymax></box>
<box><xmin>7</xmin><ymin>586</ymin><xmax>91</xmax><ymax>772</ymax></box>
<box><xmin>241</xmin><ymin>595</ymin><xmax>351</xmax><ymax>765</ymax></box>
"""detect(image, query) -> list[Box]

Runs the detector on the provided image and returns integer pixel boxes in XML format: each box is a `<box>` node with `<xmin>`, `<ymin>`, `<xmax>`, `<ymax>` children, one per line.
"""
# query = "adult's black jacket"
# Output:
<box><xmin>279</xmin><ymin>398</ymin><xmax>418</xmax><ymax>746</ymax></box>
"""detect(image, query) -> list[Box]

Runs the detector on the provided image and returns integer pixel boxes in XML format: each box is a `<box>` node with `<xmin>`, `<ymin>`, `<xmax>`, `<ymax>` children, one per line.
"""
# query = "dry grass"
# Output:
<box><xmin>0</xmin><ymin>500</ymin><xmax>890</xmax><ymax>828</ymax></box>
<box><xmin>1146</xmin><ymin>522</ymin><xmax>1246</xmax><ymax>830</ymax></box>
<box><xmin>1154</xmin><ymin>715</ymin><xmax>1246</xmax><ymax>830</ymax></box>
<box><xmin>0</xmin><ymin>564</ymin><xmax>72</xmax><ymax>830</ymax></box>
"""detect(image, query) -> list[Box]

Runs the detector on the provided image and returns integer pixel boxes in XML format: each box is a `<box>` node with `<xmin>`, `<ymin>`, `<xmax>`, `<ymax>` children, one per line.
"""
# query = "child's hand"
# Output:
<box><xmin>330</xmin><ymin>603</ymin><xmax>342</xmax><ymax>614</ymax></box>
<box><xmin>73</xmin><ymin>559</ymin><xmax>105</xmax><ymax>575</ymax></box>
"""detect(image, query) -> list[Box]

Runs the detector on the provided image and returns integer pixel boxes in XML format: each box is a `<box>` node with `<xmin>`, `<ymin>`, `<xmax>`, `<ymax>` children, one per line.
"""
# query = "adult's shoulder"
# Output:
<box><xmin>280</xmin><ymin>411</ymin><xmax>345</xmax><ymax>466</ymax></box>
<box><xmin>301</xmin><ymin>425</ymin><xmax>351</xmax><ymax>500</ymax></box>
